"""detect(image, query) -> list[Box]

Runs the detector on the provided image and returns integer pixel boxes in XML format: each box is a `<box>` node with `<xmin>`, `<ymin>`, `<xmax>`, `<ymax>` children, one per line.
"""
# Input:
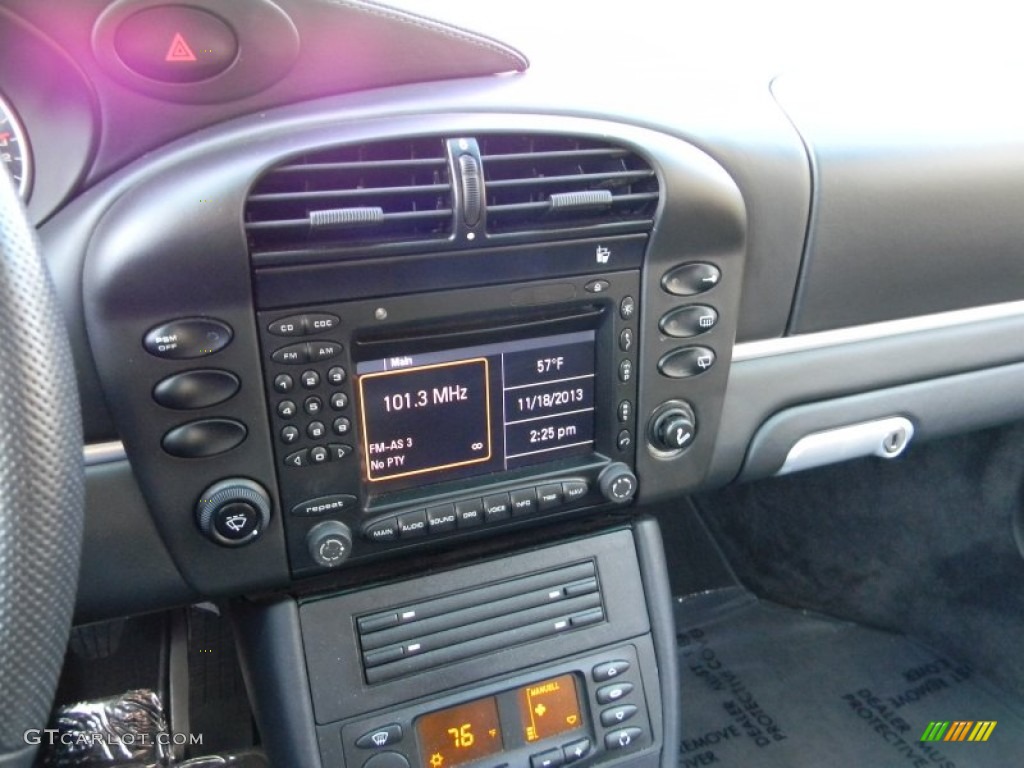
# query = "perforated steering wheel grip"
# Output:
<box><xmin>0</xmin><ymin>164</ymin><xmax>85</xmax><ymax>768</ymax></box>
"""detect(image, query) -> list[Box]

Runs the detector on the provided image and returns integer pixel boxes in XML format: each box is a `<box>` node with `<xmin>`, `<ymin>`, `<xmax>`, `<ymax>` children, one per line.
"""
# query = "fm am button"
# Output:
<box><xmin>113</xmin><ymin>6</ymin><xmax>239</xmax><ymax>84</ymax></box>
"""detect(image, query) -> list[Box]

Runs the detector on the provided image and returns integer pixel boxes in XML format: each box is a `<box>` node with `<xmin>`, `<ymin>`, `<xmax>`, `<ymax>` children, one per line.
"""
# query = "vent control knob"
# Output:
<box><xmin>307</xmin><ymin>520</ymin><xmax>353</xmax><ymax>569</ymax></box>
<box><xmin>598</xmin><ymin>462</ymin><xmax>638</xmax><ymax>504</ymax></box>
<box><xmin>196</xmin><ymin>479</ymin><xmax>272</xmax><ymax>547</ymax></box>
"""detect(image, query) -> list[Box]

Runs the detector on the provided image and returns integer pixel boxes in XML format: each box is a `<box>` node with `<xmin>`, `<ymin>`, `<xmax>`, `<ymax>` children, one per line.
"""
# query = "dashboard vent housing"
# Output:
<box><xmin>479</xmin><ymin>134</ymin><xmax>659</xmax><ymax>237</ymax></box>
<box><xmin>245</xmin><ymin>138</ymin><xmax>453</xmax><ymax>258</ymax></box>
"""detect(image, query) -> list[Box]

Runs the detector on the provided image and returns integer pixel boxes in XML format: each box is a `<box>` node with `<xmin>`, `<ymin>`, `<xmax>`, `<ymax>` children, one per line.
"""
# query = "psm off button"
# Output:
<box><xmin>113</xmin><ymin>6</ymin><xmax>239</xmax><ymax>83</ymax></box>
<box><xmin>144</xmin><ymin>318</ymin><xmax>233</xmax><ymax>359</ymax></box>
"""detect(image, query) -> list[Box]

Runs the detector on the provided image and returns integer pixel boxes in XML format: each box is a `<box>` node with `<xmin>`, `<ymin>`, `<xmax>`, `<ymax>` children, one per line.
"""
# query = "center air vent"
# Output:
<box><xmin>245</xmin><ymin>138</ymin><xmax>453</xmax><ymax>258</ymax></box>
<box><xmin>479</xmin><ymin>134</ymin><xmax>659</xmax><ymax>236</ymax></box>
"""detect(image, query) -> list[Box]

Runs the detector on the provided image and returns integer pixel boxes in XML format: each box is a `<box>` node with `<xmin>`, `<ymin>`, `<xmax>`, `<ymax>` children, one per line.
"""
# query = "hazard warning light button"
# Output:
<box><xmin>113</xmin><ymin>6</ymin><xmax>238</xmax><ymax>83</ymax></box>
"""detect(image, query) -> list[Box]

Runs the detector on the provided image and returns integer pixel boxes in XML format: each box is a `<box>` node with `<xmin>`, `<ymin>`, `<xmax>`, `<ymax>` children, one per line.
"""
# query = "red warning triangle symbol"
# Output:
<box><xmin>165</xmin><ymin>33</ymin><xmax>197</xmax><ymax>63</ymax></box>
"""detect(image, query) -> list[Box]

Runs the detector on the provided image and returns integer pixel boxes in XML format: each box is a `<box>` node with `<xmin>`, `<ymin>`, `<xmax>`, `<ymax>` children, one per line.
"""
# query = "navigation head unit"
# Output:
<box><xmin>258</xmin><ymin>272</ymin><xmax>640</xmax><ymax>576</ymax></box>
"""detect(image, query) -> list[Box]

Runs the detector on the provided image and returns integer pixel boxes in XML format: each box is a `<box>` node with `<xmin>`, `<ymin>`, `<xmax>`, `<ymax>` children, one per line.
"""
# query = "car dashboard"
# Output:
<box><xmin>3</xmin><ymin>1</ymin><xmax>1024</xmax><ymax>767</ymax></box>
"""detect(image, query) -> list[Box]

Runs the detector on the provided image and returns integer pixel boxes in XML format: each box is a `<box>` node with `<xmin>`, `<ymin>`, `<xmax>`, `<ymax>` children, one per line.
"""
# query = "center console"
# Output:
<box><xmin>235</xmin><ymin>520</ymin><xmax>678</xmax><ymax>768</ymax></box>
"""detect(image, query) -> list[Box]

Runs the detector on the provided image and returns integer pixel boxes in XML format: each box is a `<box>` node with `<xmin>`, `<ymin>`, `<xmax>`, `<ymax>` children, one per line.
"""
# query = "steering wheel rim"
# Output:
<box><xmin>0</xmin><ymin>165</ymin><xmax>85</xmax><ymax>767</ymax></box>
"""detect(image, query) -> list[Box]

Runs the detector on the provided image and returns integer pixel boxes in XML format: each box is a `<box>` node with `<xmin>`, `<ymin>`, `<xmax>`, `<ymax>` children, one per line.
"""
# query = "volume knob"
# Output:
<box><xmin>196</xmin><ymin>478</ymin><xmax>272</xmax><ymax>547</ymax></box>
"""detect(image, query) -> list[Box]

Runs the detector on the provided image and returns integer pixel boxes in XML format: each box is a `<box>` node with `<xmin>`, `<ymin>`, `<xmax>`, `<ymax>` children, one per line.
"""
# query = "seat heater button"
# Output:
<box><xmin>144</xmin><ymin>318</ymin><xmax>232</xmax><ymax>359</ymax></box>
<box><xmin>604</xmin><ymin>727</ymin><xmax>643</xmax><ymax>751</ymax></box>
<box><xmin>153</xmin><ymin>369</ymin><xmax>239</xmax><ymax>410</ymax></box>
<box><xmin>272</xmin><ymin>342</ymin><xmax>310</xmax><ymax>365</ymax></box>
<box><xmin>596</xmin><ymin>682</ymin><xmax>633</xmax><ymax>705</ymax></box>
<box><xmin>291</xmin><ymin>494</ymin><xmax>357</xmax><ymax>516</ymax></box>
<box><xmin>661</xmin><ymin>262</ymin><xmax>721</xmax><ymax>296</ymax></box>
<box><xmin>592</xmin><ymin>659</ymin><xmax>631</xmax><ymax>681</ymax></box>
<box><xmin>658</xmin><ymin>346</ymin><xmax>716</xmax><ymax>378</ymax></box>
<box><xmin>356</xmin><ymin>724</ymin><xmax>403</xmax><ymax>749</ymax></box>
<box><xmin>162</xmin><ymin>419</ymin><xmax>246</xmax><ymax>458</ymax></box>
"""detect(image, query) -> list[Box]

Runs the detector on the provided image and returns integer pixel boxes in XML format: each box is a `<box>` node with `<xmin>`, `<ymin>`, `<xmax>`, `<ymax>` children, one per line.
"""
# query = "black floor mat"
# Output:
<box><xmin>676</xmin><ymin>589</ymin><xmax>1024</xmax><ymax>768</ymax></box>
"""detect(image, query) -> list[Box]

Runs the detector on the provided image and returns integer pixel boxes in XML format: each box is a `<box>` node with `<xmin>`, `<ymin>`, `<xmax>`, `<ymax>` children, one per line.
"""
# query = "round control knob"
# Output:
<box><xmin>650</xmin><ymin>403</ymin><xmax>697</xmax><ymax>453</ymax></box>
<box><xmin>196</xmin><ymin>478</ymin><xmax>272</xmax><ymax>547</ymax></box>
<box><xmin>307</xmin><ymin>520</ymin><xmax>353</xmax><ymax>568</ymax></box>
<box><xmin>598</xmin><ymin>462</ymin><xmax>638</xmax><ymax>504</ymax></box>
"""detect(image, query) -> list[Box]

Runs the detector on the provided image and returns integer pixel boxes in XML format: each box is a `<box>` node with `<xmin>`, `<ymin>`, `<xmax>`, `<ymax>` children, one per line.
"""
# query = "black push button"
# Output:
<box><xmin>618</xmin><ymin>359</ymin><xmax>633</xmax><ymax>383</ymax></box>
<box><xmin>530</xmin><ymin>748</ymin><xmax>564</xmax><ymax>768</ymax></box>
<box><xmin>309</xmin><ymin>340</ymin><xmax>342</xmax><ymax>361</ymax></box>
<box><xmin>114</xmin><ymin>6</ymin><xmax>238</xmax><ymax>84</ymax></box>
<box><xmin>617</xmin><ymin>430</ymin><xmax>632</xmax><ymax>452</ymax></box>
<box><xmin>162</xmin><ymin>419</ymin><xmax>246</xmax><ymax>458</ymax></box>
<box><xmin>327</xmin><ymin>366</ymin><xmax>347</xmax><ymax>385</ymax></box>
<box><xmin>327</xmin><ymin>443</ymin><xmax>353</xmax><ymax>461</ymax></box>
<box><xmin>584</xmin><ymin>279</ymin><xmax>610</xmax><ymax>294</ymax></box>
<box><xmin>211</xmin><ymin>501</ymin><xmax>261</xmax><ymax>543</ymax></box>
<box><xmin>291</xmin><ymin>494</ymin><xmax>357</xmax><ymax>516</ymax></box>
<box><xmin>658</xmin><ymin>346</ymin><xmax>716</xmax><ymax>378</ymax></box>
<box><xmin>562</xmin><ymin>480</ymin><xmax>588</xmax><ymax>503</ymax></box>
<box><xmin>455</xmin><ymin>498</ymin><xmax>484</xmax><ymax>527</ymax></box>
<box><xmin>593</xmin><ymin>659</ymin><xmax>631</xmax><ymax>681</ymax></box>
<box><xmin>277</xmin><ymin>400</ymin><xmax>296</xmax><ymax>418</ymax></box>
<box><xmin>397</xmin><ymin>510</ymin><xmax>427</xmax><ymax>538</ymax></box>
<box><xmin>333</xmin><ymin>416</ymin><xmax>351</xmax><ymax>435</ymax></box>
<box><xmin>272</xmin><ymin>342</ymin><xmax>309</xmax><ymax>365</ymax></box>
<box><xmin>273</xmin><ymin>374</ymin><xmax>293</xmax><ymax>393</ymax></box>
<box><xmin>601</xmin><ymin>704</ymin><xmax>638</xmax><ymax>728</ymax></box>
<box><xmin>365</xmin><ymin>518</ymin><xmax>399</xmax><ymax>543</ymax></box>
<box><xmin>280</xmin><ymin>426</ymin><xmax>299</xmax><ymax>444</ymax></box>
<box><xmin>661</xmin><ymin>262</ymin><xmax>721</xmax><ymax>296</ymax></box>
<box><xmin>619</xmin><ymin>295</ymin><xmax>636</xmax><ymax>320</ymax></box>
<box><xmin>536</xmin><ymin>484</ymin><xmax>563</xmax><ymax>511</ymax></box>
<box><xmin>426</xmin><ymin>504</ymin><xmax>457</xmax><ymax>533</ymax></box>
<box><xmin>306</xmin><ymin>313</ymin><xmax>341</xmax><ymax>334</ymax></box>
<box><xmin>361</xmin><ymin>752</ymin><xmax>410</xmax><ymax>768</ymax></box>
<box><xmin>604</xmin><ymin>727</ymin><xmax>643</xmax><ymax>751</ymax></box>
<box><xmin>596</xmin><ymin>682</ymin><xmax>633</xmax><ymax>705</ymax></box>
<box><xmin>562</xmin><ymin>738</ymin><xmax>591</xmax><ymax>764</ymax></box>
<box><xmin>305</xmin><ymin>396</ymin><xmax>323</xmax><ymax>416</ymax></box>
<box><xmin>330</xmin><ymin>392</ymin><xmax>349</xmax><ymax>410</ymax></box>
<box><xmin>509</xmin><ymin>488</ymin><xmax>537</xmax><ymax>516</ymax></box>
<box><xmin>618</xmin><ymin>400</ymin><xmax>632</xmax><ymax>422</ymax></box>
<box><xmin>153</xmin><ymin>369</ymin><xmax>239</xmax><ymax>410</ymax></box>
<box><xmin>619</xmin><ymin>328</ymin><xmax>634</xmax><ymax>352</ymax></box>
<box><xmin>307</xmin><ymin>421</ymin><xmax>326</xmax><ymax>440</ymax></box>
<box><xmin>301</xmin><ymin>370</ymin><xmax>320</xmax><ymax>389</ymax></box>
<box><xmin>144</xmin><ymin>318</ymin><xmax>232</xmax><ymax>359</ymax></box>
<box><xmin>268</xmin><ymin>316</ymin><xmax>305</xmax><ymax>336</ymax></box>
<box><xmin>284</xmin><ymin>448</ymin><xmax>309</xmax><ymax>468</ymax></box>
<box><xmin>310</xmin><ymin>446</ymin><xmax>329</xmax><ymax>464</ymax></box>
<box><xmin>659</xmin><ymin>305</ymin><xmax>719</xmax><ymax>337</ymax></box>
<box><xmin>356</xmin><ymin>724</ymin><xmax>403</xmax><ymax>749</ymax></box>
<box><xmin>483</xmin><ymin>493</ymin><xmax>511</xmax><ymax>521</ymax></box>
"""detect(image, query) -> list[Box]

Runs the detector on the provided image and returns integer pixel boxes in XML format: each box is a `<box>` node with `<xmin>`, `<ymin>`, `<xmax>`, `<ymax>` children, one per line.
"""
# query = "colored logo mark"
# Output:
<box><xmin>920</xmin><ymin>721</ymin><xmax>997</xmax><ymax>742</ymax></box>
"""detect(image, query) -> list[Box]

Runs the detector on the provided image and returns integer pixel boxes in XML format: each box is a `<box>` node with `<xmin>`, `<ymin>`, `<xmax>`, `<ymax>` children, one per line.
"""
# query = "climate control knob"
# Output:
<box><xmin>307</xmin><ymin>521</ymin><xmax>353</xmax><ymax>568</ymax></box>
<box><xmin>195</xmin><ymin>478</ymin><xmax>272</xmax><ymax>547</ymax></box>
<box><xmin>598</xmin><ymin>462</ymin><xmax>638</xmax><ymax>504</ymax></box>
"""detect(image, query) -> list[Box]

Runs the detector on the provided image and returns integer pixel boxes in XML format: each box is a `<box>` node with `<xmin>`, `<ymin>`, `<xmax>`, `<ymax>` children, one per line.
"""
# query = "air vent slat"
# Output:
<box><xmin>480</xmin><ymin>134</ymin><xmax>659</xmax><ymax>236</ymax></box>
<box><xmin>245</xmin><ymin>137</ymin><xmax>453</xmax><ymax>256</ymax></box>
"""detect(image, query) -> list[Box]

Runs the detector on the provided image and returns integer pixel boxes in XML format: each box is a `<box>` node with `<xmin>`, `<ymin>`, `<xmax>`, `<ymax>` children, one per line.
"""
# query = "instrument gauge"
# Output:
<box><xmin>0</xmin><ymin>91</ymin><xmax>31</xmax><ymax>200</ymax></box>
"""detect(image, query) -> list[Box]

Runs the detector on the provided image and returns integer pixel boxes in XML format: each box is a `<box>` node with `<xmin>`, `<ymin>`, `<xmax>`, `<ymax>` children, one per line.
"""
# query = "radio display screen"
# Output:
<box><xmin>356</xmin><ymin>330</ymin><xmax>596</xmax><ymax>489</ymax></box>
